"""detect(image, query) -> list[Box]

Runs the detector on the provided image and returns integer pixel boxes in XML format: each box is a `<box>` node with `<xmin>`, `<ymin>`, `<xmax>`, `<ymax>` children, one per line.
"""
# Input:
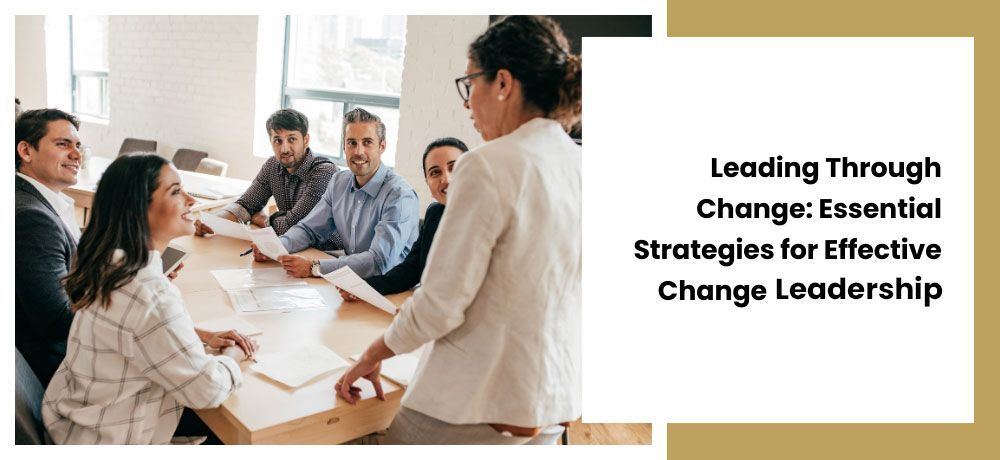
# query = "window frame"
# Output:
<box><xmin>69</xmin><ymin>15</ymin><xmax>110</xmax><ymax>119</ymax></box>
<box><xmin>279</xmin><ymin>15</ymin><xmax>402</xmax><ymax>165</ymax></box>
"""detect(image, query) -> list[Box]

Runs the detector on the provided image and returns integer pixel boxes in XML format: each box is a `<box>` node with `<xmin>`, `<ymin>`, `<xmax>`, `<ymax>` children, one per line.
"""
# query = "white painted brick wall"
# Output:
<box><xmin>395</xmin><ymin>16</ymin><xmax>488</xmax><ymax>213</ymax></box>
<box><xmin>14</xmin><ymin>16</ymin><xmax>48</xmax><ymax>109</ymax></box>
<box><xmin>19</xmin><ymin>14</ymin><xmax>488</xmax><ymax>194</ymax></box>
<box><xmin>82</xmin><ymin>16</ymin><xmax>264</xmax><ymax>180</ymax></box>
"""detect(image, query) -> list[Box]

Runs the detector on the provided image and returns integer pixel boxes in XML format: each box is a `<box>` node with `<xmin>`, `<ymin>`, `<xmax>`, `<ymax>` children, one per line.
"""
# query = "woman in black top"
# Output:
<box><xmin>340</xmin><ymin>137</ymin><xmax>468</xmax><ymax>299</ymax></box>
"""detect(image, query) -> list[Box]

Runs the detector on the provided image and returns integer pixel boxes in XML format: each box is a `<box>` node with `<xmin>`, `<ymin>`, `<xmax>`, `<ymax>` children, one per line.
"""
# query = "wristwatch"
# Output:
<box><xmin>310</xmin><ymin>259</ymin><xmax>322</xmax><ymax>277</ymax></box>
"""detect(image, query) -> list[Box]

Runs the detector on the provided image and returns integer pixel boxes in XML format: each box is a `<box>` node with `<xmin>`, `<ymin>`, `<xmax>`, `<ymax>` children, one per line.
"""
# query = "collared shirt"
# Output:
<box><xmin>42</xmin><ymin>250</ymin><xmax>243</xmax><ymax>445</ymax></box>
<box><xmin>16</xmin><ymin>172</ymin><xmax>81</xmax><ymax>242</ymax></box>
<box><xmin>280</xmin><ymin>163</ymin><xmax>419</xmax><ymax>278</ymax></box>
<box><xmin>222</xmin><ymin>148</ymin><xmax>337</xmax><ymax>235</ymax></box>
<box><xmin>384</xmin><ymin>118</ymin><xmax>582</xmax><ymax>427</ymax></box>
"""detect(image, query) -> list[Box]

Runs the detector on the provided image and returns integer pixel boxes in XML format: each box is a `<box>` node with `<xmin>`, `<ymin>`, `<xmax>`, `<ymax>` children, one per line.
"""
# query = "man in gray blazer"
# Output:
<box><xmin>15</xmin><ymin>108</ymin><xmax>83</xmax><ymax>386</ymax></box>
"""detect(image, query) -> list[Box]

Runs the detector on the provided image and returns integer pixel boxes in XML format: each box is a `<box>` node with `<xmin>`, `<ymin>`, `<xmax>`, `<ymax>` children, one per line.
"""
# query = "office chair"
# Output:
<box><xmin>172</xmin><ymin>148</ymin><xmax>209</xmax><ymax>172</ymax></box>
<box><xmin>15</xmin><ymin>349</ymin><xmax>48</xmax><ymax>444</ymax></box>
<box><xmin>195</xmin><ymin>158</ymin><xmax>228</xmax><ymax>176</ymax></box>
<box><xmin>118</xmin><ymin>137</ymin><xmax>158</xmax><ymax>156</ymax></box>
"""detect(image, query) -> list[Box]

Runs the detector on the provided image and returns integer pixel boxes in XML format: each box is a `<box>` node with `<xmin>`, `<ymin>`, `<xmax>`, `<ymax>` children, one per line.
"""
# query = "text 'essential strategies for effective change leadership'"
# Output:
<box><xmin>635</xmin><ymin>156</ymin><xmax>945</xmax><ymax>308</ymax></box>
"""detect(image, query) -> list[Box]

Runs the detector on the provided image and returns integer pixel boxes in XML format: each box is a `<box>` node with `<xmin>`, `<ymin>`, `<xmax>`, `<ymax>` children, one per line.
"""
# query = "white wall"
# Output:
<box><xmin>395</xmin><ymin>16</ymin><xmax>488</xmax><ymax>213</ymax></box>
<box><xmin>19</xmin><ymin>16</ymin><xmax>266</xmax><ymax>180</ymax></box>
<box><xmin>15</xmin><ymin>14</ymin><xmax>488</xmax><ymax>193</ymax></box>
<box><xmin>14</xmin><ymin>16</ymin><xmax>48</xmax><ymax>109</ymax></box>
<box><xmin>251</xmin><ymin>16</ymin><xmax>287</xmax><ymax>161</ymax></box>
<box><xmin>100</xmin><ymin>16</ymin><xmax>263</xmax><ymax>179</ymax></box>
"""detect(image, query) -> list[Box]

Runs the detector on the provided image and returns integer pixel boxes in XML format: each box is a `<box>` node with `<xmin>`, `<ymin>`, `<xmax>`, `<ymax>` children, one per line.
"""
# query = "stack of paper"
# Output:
<box><xmin>211</xmin><ymin>268</ymin><xmax>306</xmax><ymax>290</ymax></box>
<box><xmin>227</xmin><ymin>286</ymin><xmax>327</xmax><ymax>313</ymax></box>
<box><xmin>211</xmin><ymin>268</ymin><xmax>326</xmax><ymax>313</ymax></box>
<box><xmin>251</xmin><ymin>344</ymin><xmax>349</xmax><ymax>388</ymax></box>
<box><xmin>321</xmin><ymin>266</ymin><xmax>398</xmax><ymax>314</ymax></box>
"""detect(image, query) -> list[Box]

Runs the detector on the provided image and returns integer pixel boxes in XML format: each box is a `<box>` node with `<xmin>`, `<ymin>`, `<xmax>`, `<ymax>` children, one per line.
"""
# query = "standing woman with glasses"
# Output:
<box><xmin>338</xmin><ymin>15</ymin><xmax>582</xmax><ymax>444</ymax></box>
<box><xmin>43</xmin><ymin>155</ymin><xmax>255</xmax><ymax>444</ymax></box>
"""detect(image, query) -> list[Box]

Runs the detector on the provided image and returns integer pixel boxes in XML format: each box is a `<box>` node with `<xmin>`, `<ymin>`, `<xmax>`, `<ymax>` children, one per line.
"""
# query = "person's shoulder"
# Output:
<box><xmin>129</xmin><ymin>267</ymin><xmax>181</xmax><ymax>316</ymax></box>
<box><xmin>425</xmin><ymin>201</ymin><xmax>445</xmax><ymax>217</ymax></box>
<box><xmin>331</xmin><ymin>168</ymin><xmax>355</xmax><ymax>181</ymax></box>
<box><xmin>15</xmin><ymin>181</ymin><xmax>46</xmax><ymax>208</ymax></box>
<box><xmin>384</xmin><ymin>167</ymin><xmax>417</xmax><ymax>194</ymax></box>
<box><xmin>482</xmin><ymin>118</ymin><xmax>576</xmax><ymax>155</ymax></box>
<box><xmin>15</xmin><ymin>191</ymin><xmax>45</xmax><ymax>212</ymax></box>
<box><xmin>311</xmin><ymin>161</ymin><xmax>338</xmax><ymax>176</ymax></box>
<box><xmin>258</xmin><ymin>155</ymin><xmax>281</xmax><ymax>171</ymax></box>
<box><xmin>15</xmin><ymin>192</ymin><xmax>61</xmax><ymax>228</ymax></box>
<box><xmin>452</xmin><ymin>149</ymin><xmax>494</xmax><ymax>178</ymax></box>
<box><xmin>83</xmin><ymin>269</ymin><xmax>174</xmax><ymax>331</ymax></box>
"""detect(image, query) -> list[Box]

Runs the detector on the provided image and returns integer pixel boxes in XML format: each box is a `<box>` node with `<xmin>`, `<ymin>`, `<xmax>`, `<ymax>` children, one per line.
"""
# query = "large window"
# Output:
<box><xmin>282</xmin><ymin>15</ymin><xmax>406</xmax><ymax>165</ymax></box>
<box><xmin>70</xmin><ymin>15</ymin><xmax>110</xmax><ymax>119</ymax></box>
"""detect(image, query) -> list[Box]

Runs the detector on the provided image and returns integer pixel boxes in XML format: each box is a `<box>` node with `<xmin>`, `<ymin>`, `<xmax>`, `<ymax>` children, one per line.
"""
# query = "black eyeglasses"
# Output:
<box><xmin>454</xmin><ymin>71</ymin><xmax>491</xmax><ymax>102</ymax></box>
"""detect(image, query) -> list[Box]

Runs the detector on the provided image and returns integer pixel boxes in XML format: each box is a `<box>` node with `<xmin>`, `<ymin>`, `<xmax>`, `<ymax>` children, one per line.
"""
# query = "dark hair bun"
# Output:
<box><xmin>552</xmin><ymin>54</ymin><xmax>582</xmax><ymax>131</ymax></box>
<box><xmin>469</xmin><ymin>16</ymin><xmax>582</xmax><ymax>131</ymax></box>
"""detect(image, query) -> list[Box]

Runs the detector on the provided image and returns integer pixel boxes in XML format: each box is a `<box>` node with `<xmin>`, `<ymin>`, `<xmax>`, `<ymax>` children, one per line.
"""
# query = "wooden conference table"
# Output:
<box><xmin>66</xmin><ymin>156</ymin><xmax>252</xmax><ymax>224</ymax></box>
<box><xmin>171</xmin><ymin>233</ymin><xmax>412</xmax><ymax>444</ymax></box>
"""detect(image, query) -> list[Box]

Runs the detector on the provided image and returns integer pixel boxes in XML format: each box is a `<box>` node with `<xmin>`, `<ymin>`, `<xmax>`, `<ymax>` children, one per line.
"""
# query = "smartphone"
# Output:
<box><xmin>162</xmin><ymin>244</ymin><xmax>191</xmax><ymax>274</ymax></box>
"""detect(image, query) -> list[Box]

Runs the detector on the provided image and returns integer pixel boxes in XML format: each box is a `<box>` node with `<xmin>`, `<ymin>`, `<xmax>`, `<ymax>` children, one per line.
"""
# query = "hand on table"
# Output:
<box><xmin>336</xmin><ymin>337</ymin><xmax>394</xmax><ymax>404</ymax></box>
<box><xmin>278</xmin><ymin>254</ymin><xmax>313</xmax><ymax>278</ymax></box>
<box><xmin>336</xmin><ymin>356</ymin><xmax>385</xmax><ymax>404</ymax></box>
<box><xmin>221</xmin><ymin>342</ymin><xmax>259</xmax><ymax>362</ymax></box>
<box><xmin>203</xmin><ymin>329</ymin><xmax>258</xmax><ymax>361</ymax></box>
<box><xmin>194</xmin><ymin>220</ymin><xmax>215</xmax><ymax>237</ymax></box>
<box><xmin>337</xmin><ymin>288</ymin><xmax>359</xmax><ymax>302</ymax></box>
<box><xmin>166</xmin><ymin>262</ymin><xmax>184</xmax><ymax>281</ymax></box>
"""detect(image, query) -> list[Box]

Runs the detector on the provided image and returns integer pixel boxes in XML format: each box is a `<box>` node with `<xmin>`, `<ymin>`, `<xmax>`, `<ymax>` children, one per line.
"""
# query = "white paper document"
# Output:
<box><xmin>211</xmin><ymin>268</ymin><xmax>306</xmax><ymax>290</ymax></box>
<box><xmin>351</xmin><ymin>352</ymin><xmax>420</xmax><ymax>386</ymax></box>
<box><xmin>193</xmin><ymin>316</ymin><xmax>263</xmax><ymax>337</ymax></box>
<box><xmin>199</xmin><ymin>212</ymin><xmax>253</xmax><ymax>241</ymax></box>
<box><xmin>228</xmin><ymin>286</ymin><xmax>327</xmax><ymax>313</ymax></box>
<box><xmin>248</xmin><ymin>226</ymin><xmax>289</xmax><ymax>260</ymax></box>
<box><xmin>321</xmin><ymin>266</ymin><xmax>398</xmax><ymax>314</ymax></box>
<box><xmin>251</xmin><ymin>344</ymin><xmax>349</xmax><ymax>388</ymax></box>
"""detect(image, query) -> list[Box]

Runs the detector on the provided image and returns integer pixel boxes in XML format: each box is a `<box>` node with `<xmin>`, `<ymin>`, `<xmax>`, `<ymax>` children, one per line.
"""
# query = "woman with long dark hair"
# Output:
<box><xmin>43</xmin><ymin>154</ymin><xmax>254</xmax><ymax>444</ymax></box>
<box><xmin>338</xmin><ymin>16</ymin><xmax>582</xmax><ymax>444</ymax></box>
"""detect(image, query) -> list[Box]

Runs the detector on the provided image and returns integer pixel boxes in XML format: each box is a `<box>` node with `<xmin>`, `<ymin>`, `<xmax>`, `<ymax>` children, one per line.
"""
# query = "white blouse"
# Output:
<box><xmin>384</xmin><ymin>118</ymin><xmax>582</xmax><ymax>427</ymax></box>
<box><xmin>42</xmin><ymin>251</ymin><xmax>242</xmax><ymax>444</ymax></box>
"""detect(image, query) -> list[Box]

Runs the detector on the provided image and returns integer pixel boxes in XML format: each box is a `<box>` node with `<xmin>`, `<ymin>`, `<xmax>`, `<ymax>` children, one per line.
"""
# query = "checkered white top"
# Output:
<box><xmin>42</xmin><ymin>250</ymin><xmax>243</xmax><ymax>444</ymax></box>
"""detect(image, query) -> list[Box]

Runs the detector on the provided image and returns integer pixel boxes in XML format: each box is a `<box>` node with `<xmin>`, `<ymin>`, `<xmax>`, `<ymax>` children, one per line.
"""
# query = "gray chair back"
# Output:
<box><xmin>172</xmin><ymin>149</ymin><xmax>209</xmax><ymax>172</ymax></box>
<box><xmin>194</xmin><ymin>158</ymin><xmax>228</xmax><ymax>176</ymax></box>
<box><xmin>15</xmin><ymin>349</ymin><xmax>47</xmax><ymax>444</ymax></box>
<box><xmin>118</xmin><ymin>138</ymin><xmax>158</xmax><ymax>157</ymax></box>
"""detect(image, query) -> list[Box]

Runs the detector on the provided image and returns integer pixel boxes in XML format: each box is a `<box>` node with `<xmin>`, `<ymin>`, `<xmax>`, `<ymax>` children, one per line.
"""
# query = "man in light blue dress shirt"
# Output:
<box><xmin>259</xmin><ymin>108</ymin><xmax>419</xmax><ymax>278</ymax></box>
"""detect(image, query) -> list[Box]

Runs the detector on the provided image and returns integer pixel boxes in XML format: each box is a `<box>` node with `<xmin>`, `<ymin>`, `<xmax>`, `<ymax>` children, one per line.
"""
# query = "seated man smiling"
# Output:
<box><xmin>194</xmin><ymin>108</ymin><xmax>336</xmax><ymax>236</ymax></box>
<box><xmin>340</xmin><ymin>137</ymin><xmax>468</xmax><ymax>299</ymax></box>
<box><xmin>255</xmin><ymin>108</ymin><xmax>419</xmax><ymax>279</ymax></box>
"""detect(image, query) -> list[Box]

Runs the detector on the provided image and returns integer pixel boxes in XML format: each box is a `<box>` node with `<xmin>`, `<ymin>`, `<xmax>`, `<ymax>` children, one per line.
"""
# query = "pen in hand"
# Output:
<box><xmin>239</xmin><ymin>248</ymin><xmax>253</xmax><ymax>257</ymax></box>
